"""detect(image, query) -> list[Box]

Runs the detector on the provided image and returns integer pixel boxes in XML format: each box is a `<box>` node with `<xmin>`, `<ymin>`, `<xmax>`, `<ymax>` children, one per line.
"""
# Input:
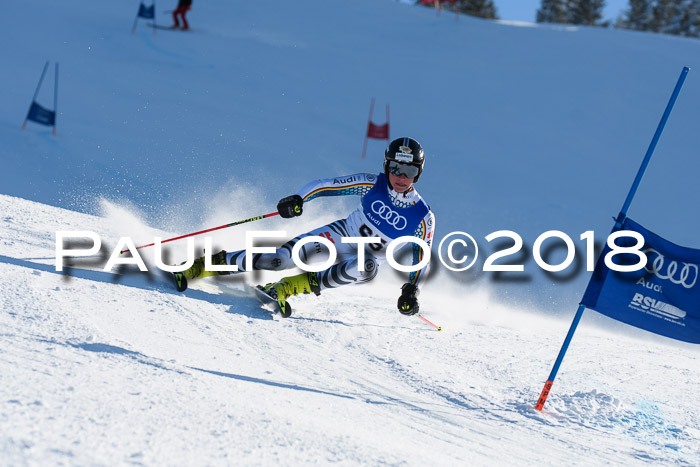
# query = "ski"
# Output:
<box><xmin>252</xmin><ymin>285</ymin><xmax>293</xmax><ymax>318</ymax></box>
<box><xmin>146</xmin><ymin>23</ymin><xmax>193</xmax><ymax>31</ymax></box>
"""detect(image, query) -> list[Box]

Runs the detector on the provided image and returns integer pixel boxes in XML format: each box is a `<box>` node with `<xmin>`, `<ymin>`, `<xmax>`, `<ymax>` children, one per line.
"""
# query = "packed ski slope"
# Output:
<box><xmin>2</xmin><ymin>0</ymin><xmax>700</xmax><ymax>464</ymax></box>
<box><xmin>1</xmin><ymin>193</ymin><xmax>699</xmax><ymax>464</ymax></box>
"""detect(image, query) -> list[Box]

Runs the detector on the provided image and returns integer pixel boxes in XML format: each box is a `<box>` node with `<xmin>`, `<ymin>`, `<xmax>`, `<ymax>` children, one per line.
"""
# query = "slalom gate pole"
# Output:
<box><xmin>615</xmin><ymin>66</ymin><xmax>689</xmax><ymax>228</ymax></box>
<box><xmin>131</xmin><ymin>11</ymin><xmax>139</xmax><ymax>34</ymax></box>
<box><xmin>31</xmin><ymin>61</ymin><xmax>49</xmax><ymax>103</ymax></box>
<box><xmin>23</xmin><ymin>61</ymin><xmax>49</xmax><ymax>130</ymax></box>
<box><xmin>534</xmin><ymin>66</ymin><xmax>690</xmax><ymax>412</ymax></box>
<box><xmin>53</xmin><ymin>63</ymin><xmax>58</xmax><ymax>136</ymax></box>
<box><xmin>385</xmin><ymin>104</ymin><xmax>390</xmax><ymax>141</ymax></box>
<box><xmin>120</xmin><ymin>211</ymin><xmax>279</xmax><ymax>255</ymax></box>
<box><xmin>361</xmin><ymin>97</ymin><xmax>375</xmax><ymax>158</ymax></box>
<box><xmin>534</xmin><ymin>304</ymin><xmax>585</xmax><ymax>410</ymax></box>
<box><xmin>418</xmin><ymin>314</ymin><xmax>442</xmax><ymax>331</ymax></box>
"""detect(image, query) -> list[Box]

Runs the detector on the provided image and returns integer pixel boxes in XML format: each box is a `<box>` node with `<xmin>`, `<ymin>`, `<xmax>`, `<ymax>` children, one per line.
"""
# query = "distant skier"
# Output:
<box><xmin>175</xmin><ymin>137</ymin><xmax>436</xmax><ymax>317</ymax></box>
<box><xmin>171</xmin><ymin>0</ymin><xmax>192</xmax><ymax>30</ymax></box>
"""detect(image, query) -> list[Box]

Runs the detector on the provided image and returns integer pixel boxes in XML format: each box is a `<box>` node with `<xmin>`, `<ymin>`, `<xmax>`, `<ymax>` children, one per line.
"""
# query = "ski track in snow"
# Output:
<box><xmin>1</xmin><ymin>194</ymin><xmax>699</xmax><ymax>464</ymax></box>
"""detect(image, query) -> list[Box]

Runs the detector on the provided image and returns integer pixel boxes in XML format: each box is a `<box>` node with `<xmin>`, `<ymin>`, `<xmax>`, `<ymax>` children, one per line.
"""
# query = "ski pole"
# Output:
<box><xmin>121</xmin><ymin>211</ymin><xmax>280</xmax><ymax>254</ymax></box>
<box><xmin>418</xmin><ymin>313</ymin><xmax>442</xmax><ymax>331</ymax></box>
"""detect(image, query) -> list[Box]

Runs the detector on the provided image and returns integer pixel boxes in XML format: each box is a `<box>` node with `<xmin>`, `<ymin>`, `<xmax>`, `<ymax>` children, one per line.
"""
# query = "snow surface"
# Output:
<box><xmin>2</xmin><ymin>0</ymin><xmax>700</xmax><ymax>464</ymax></box>
<box><xmin>2</xmin><ymin>194</ymin><xmax>699</xmax><ymax>464</ymax></box>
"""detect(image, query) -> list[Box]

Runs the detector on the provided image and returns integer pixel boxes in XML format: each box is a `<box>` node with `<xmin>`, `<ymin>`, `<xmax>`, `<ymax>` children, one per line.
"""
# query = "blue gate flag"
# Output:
<box><xmin>137</xmin><ymin>3</ymin><xmax>155</xmax><ymax>19</ymax></box>
<box><xmin>27</xmin><ymin>101</ymin><xmax>56</xmax><ymax>126</ymax></box>
<box><xmin>581</xmin><ymin>217</ymin><xmax>700</xmax><ymax>344</ymax></box>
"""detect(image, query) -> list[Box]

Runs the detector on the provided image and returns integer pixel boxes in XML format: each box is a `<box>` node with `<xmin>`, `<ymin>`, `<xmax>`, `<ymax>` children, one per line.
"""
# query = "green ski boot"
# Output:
<box><xmin>260</xmin><ymin>271</ymin><xmax>320</xmax><ymax>318</ymax></box>
<box><xmin>173</xmin><ymin>250</ymin><xmax>228</xmax><ymax>292</ymax></box>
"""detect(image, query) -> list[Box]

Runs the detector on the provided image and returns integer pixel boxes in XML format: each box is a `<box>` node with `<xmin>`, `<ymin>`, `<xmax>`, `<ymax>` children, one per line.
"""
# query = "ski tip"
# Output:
<box><xmin>253</xmin><ymin>285</ymin><xmax>293</xmax><ymax>317</ymax></box>
<box><xmin>173</xmin><ymin>272</ymin><xmax>188</xmax><ymax>292</ymax></box>
<box><xmin>278</xmin><ymin>300</ymin><xmax>293</xmax><ymax>318</ymax></box>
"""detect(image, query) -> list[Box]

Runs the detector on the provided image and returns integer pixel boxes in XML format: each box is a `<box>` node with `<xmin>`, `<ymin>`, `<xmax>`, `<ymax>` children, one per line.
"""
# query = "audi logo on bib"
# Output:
<box><xmin>371</xmin><ymin>200</ymin><xmax>408</xmax><ymax>230</ymax></box>
<box><xmin>644</xmin><ymin>249</ymin><xmax>698</xmax><ymax>289</ymax></box>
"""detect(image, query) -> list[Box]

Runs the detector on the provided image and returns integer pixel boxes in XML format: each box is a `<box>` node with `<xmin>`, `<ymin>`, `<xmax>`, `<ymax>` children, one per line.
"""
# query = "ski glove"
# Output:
<box><xmin>277</xmin><ymin>194</ymin><xmax>303</xmax><ymax>218</ymax></box>
<box><xmin>397</xmin><ymin>283</ymin><xmax>420</xmax><ymax>316</ymax></box>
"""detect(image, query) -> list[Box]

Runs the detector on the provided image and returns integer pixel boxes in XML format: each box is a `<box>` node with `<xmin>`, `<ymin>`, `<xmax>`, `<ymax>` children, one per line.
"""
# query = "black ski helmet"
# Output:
<box><xmin>384</xmin><ymin>137</ymin><xmax>425</xmax><ymax>182</ymax></box>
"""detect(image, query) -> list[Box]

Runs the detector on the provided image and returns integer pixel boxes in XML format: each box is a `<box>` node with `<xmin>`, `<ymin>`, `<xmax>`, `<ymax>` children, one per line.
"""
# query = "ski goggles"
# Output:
<box><xmin>387</xmin><ymin>161</ymin><xmax>421</xmax><ymax>179</ymax></box>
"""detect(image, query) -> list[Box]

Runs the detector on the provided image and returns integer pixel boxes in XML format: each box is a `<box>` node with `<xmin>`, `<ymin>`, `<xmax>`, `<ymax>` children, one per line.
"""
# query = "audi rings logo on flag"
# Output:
<box><xmin>644</xmin><ymin>248</ymin><xmax>699</xmax><ymax>289</ymax></box>
<box><xmin>371</xmin><ymin>200</ymin><xmax>408</xmax><ymax>230</ymax></box>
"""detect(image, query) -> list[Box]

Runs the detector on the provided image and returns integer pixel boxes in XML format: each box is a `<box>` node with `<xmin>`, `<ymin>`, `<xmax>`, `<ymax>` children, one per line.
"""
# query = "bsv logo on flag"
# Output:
<box><xmin>629</xmin><ymin>293</ymin><xmax>687</xmax><ymax>320</ymax></box>
<box><xmin>644</xmin><ymin>248</ymin><xmax>698</xmax><ymax>289</ymax></box>
<box><xmin>371</xmin><ymin>201</ymin><xmax>407</xmax><ymax>230</ymax></box>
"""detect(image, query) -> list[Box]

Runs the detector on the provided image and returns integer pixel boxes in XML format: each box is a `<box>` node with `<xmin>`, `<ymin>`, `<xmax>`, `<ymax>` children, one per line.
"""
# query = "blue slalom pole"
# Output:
<box><xmin>535</xmin><ymin>304</ymin><xmax>585</xmax><ymax>410</ymax></box>
<box><xmin>616</xmin><ymin>66</ymin><xmax>690</xmax><ymax>227</ymax></box>
<box><xmin>535</xmin><ymin>66</ymin><xmax>690</xmax><ymax>412</ymax></box>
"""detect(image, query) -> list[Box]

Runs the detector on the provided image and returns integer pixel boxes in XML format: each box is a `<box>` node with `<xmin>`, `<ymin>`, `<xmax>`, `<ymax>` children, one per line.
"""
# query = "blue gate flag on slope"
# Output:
<box><xmin>27</xmin><ymin>102</ymin><xmax>56</xmax><ymax>126</ymax></box>
<box><xmin>581</xmin><ymin>218</ymin><xmax>700</xmax><ymax>344</ymax></box>
<box><xmin>137</xmin><ymin>3</ymin><xmax>155</xmax><ymax>19</ymax></box>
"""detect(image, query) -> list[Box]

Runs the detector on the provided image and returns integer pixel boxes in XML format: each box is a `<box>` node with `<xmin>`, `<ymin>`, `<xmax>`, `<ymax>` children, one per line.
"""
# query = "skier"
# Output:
<box><xmin>171</xmin><ymin>0</ymin><xmax>192</xmax><ymax>30</ymax></box>
<box><xmin>174</xmin><ymin>137</ymin><xmax>436</xmax><ymax>317</ymax></box>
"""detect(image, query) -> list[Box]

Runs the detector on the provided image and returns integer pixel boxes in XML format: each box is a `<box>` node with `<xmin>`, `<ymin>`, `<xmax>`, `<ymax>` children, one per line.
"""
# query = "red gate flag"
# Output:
<box><xmin>362</xmin><ymin>97</ymin><xmax>390</xmax><ymax>158</ymax></box>
<box><xmin>367</xmin><ymin>122</ymin><xmax>388</xmax><ymax>139</ymax></box>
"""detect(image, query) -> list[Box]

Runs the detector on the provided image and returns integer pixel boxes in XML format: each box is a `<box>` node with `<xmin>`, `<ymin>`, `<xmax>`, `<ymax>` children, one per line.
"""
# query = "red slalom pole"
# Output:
<box><xmin>121</xmin><ymin>211</ymin><xmax>280</xmax><ymax>254</ymax></box>
<box><xmin>418</xmin><ymin>314</ymin><xmax>442</xmax><ymax>331</ymax></box>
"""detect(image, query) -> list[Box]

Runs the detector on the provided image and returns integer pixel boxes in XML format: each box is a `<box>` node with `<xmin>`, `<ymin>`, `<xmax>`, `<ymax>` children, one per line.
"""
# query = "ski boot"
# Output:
<box><xmin>258</xmin><ymin>271</ymin><xmax>320</xmax><ymax>318</ymax></box>
<box><xmin>173</xmin><ymin>250</ymin><xmax>228</xmax><ymax>292</ymax></box>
